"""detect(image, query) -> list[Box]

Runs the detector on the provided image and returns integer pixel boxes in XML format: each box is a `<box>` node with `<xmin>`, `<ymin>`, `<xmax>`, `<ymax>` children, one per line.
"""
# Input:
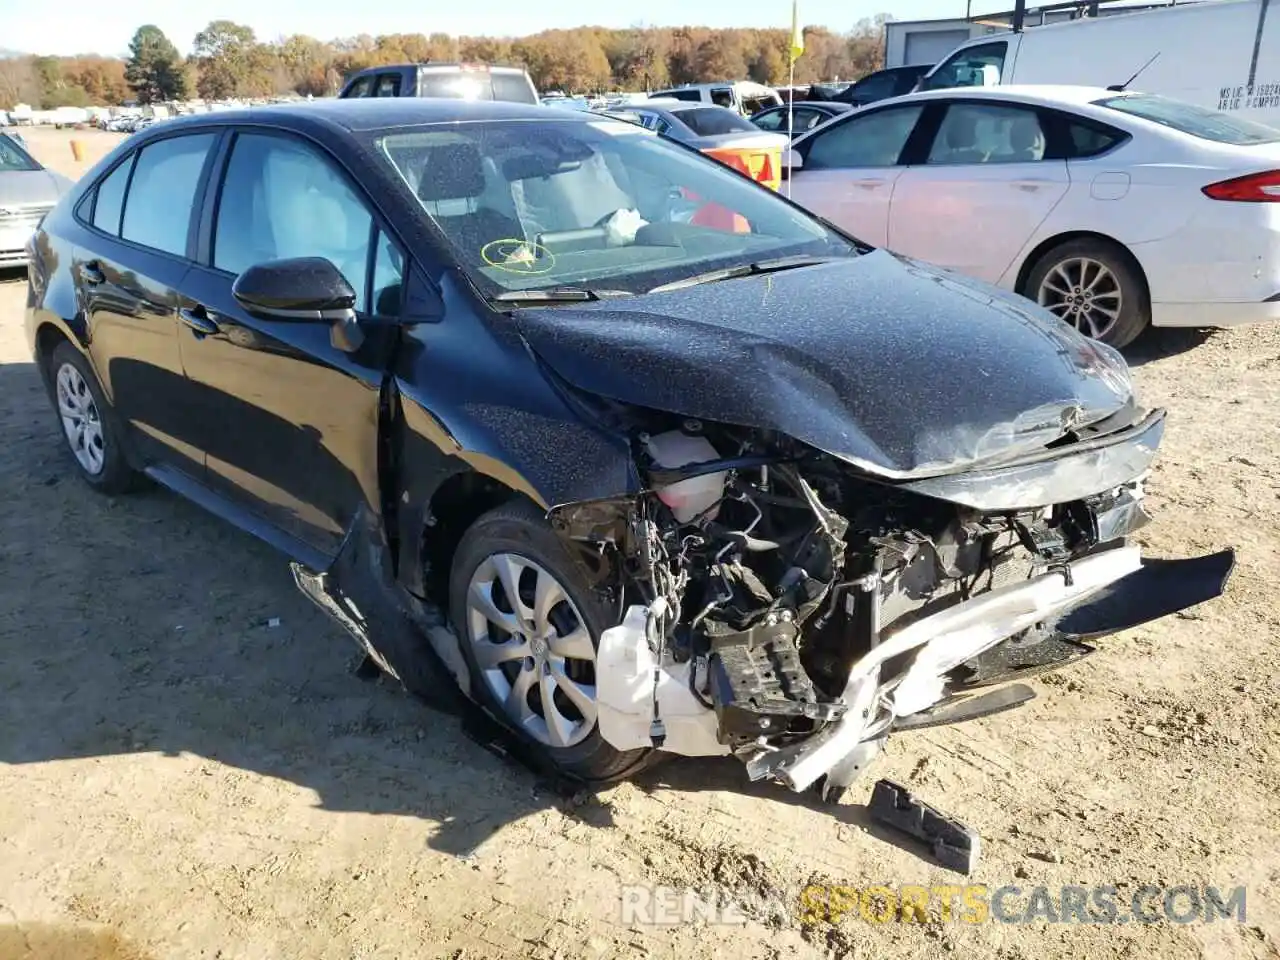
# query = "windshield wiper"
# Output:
<box><xmin>489</xmin><ymin>286</ymin><xmax>634</xmax><ymax>305</ymax></box>
<box><xmin>647</xmin><ymin>255</ymin><xmax>840</xmax><ymax>294</ymax></box>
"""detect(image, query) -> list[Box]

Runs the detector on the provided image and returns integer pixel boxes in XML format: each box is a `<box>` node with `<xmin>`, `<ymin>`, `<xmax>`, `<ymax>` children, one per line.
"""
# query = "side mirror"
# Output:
<box><xmin>782</xmin><ymin>148</ymin><xmax>803</xmax><ymax>179</ymax></box>
<box><xmin>232</xmin><ymin>256</ymin><xmax>356</xmax><ymax>320</ymax></box>
<box><xmin>232</xmin><ymin>256</ymin><xmax>364</xmax><ymax>352</ymax></box>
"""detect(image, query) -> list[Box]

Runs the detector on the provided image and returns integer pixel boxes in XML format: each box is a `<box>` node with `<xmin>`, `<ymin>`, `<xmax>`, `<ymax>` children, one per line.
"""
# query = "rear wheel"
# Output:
<box><xmin>1025</xmin><ymin>238</ymin><xmax>1149</xmax><ymax>348</ymax></box>
<box><xmin>48</xmin><ymin>341</ymin><xmax>140</xmax><ymax>494</ymax></box>
<box><xmin>447</xmin><ymin>499</ymin><xmax>650</xmax><ymax>783</ymax></box>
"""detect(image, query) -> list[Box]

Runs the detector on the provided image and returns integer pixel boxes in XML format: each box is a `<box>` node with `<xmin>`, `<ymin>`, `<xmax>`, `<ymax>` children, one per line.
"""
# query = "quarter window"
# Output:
<box><xmin>213</xmin><ymin>133</ymin><xmax>378</xmax><ymax>311</ymax></box>
<box><xmin>92</xmin><ymin>156</ymin><xmax>134</xmax><ymax>236</ymax></box>
<box><xmin>804</xmin><ymin>105</ymin><xmax>924</xmax><ymax>169</ymax></box>
<box><xmin>1066</xmin><ymin>120</ymin><xmax>1128</xmax><ymax>158</ymax></box>
<box><xmin>928</xmin><ymin>103</ymin><xmax>1047</xmax><ymax>164</ymax></box>
<box><xmin>120</xmin><ymin>133</ymin><xmax>216</xmax><ymax>256</ymax></box>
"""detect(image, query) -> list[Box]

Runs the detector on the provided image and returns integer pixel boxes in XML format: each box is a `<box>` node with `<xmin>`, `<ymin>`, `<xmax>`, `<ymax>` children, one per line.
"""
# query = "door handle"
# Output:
<box><xmin>178</xmin><ymin>306</ymin><xmax>219</xmax><ymax>335</ymax></box>
<box><xmin>78</xmin><ymin>261</ymin><xmax>105</xmax><ymax>285</ymax></box>
<box><xmin>1012</xmin><ymin>179</ymin><xmax>1054</xmax><ymax>191</ymax></box>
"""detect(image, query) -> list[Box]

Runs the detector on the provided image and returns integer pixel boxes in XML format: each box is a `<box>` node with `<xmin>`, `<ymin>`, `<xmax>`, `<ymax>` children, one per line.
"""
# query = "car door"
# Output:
<box><xmin>888</xmin><ymin>100</ymin><xmax>1070</xmax><ymax>284</ymax></box>
<box><xmin>74</xmin><ymin>131</ymin><xmax>219</xmax><ymax>476</ymax></box>
<box><xmin>175</xmin><ymin>129</ymin><xmax>407</xmax><ymax>559</ymax></box>
<box><xmin>786</xmin><ymin>103</ymin><xmax>927</xmax><ymax>247</ymax></box>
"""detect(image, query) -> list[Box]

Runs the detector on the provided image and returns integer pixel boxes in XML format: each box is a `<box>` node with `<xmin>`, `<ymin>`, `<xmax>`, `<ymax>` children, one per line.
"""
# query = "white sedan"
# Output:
<box><xmin>783</xmin><ymin>85</ymin><xmax>1280</xmax><ymax>347</ymax></box>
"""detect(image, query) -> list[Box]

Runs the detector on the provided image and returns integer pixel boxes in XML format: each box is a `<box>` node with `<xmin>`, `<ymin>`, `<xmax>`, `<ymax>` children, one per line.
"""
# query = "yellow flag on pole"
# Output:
<box><xmin>790</xmin><ymin>0</ymin><xmax>805</xmax><ymax>62</ymax></box>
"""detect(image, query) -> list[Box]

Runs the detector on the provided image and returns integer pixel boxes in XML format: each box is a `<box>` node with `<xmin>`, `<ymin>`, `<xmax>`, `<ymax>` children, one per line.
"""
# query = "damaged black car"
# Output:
<box><xmin>25</xmin><ymin>98</ymin><xmax>1234</xmax><ymax>798</ymax></box>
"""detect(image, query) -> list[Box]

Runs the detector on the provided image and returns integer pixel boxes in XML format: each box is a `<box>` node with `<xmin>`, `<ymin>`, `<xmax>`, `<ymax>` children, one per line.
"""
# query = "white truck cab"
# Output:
<box><xmin>918</xmin><ymin>0</ymin><xmax>1280</xmax><ymax>124</ymax></box>
<box><xmin>646</xmin><ymin>81</ymin><xmax>783</xmax><ymax>117</ymax></box>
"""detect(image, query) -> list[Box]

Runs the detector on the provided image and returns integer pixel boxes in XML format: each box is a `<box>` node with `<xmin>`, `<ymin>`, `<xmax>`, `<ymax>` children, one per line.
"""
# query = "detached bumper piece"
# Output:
<box><xmin>891</xmin><ymin>683</ymin><xmax>1036</xmax><ymax>732</ymax></box>
<box><xmin>1056</xmin><ymin>548</ymin><xmax>1235</xmax><ymax>640</ymax></box>
<box><xmin>869</xmin><ymin>779</ymin><xmax>981</xmax><ymax>875</ymax></box>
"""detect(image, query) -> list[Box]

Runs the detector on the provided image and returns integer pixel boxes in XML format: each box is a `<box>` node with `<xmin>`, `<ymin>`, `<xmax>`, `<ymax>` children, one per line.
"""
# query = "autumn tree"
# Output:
<box><xmin>0</xmin><ymin>56</ymin><xmax>39</xmax><ymax>109</ymax></box>
<box><xmin>193</xmin><ymin>20</ymin><xmax>271</xmax><ymax>100</ymax></box>
<box><xmin>124</xmin><ymin>25</ymin><xmax>186</xmax><ymax>104</ymax></box>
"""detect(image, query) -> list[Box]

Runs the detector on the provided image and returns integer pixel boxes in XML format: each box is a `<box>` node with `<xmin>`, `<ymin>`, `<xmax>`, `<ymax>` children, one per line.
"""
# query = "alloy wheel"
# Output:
<box><xmin>55</xmin><ymin>362</ymin><xmax>106</xmax><ymax>475</ymax></box>
<box><xmin>464</xmin><ymin>552</ymin><xmax>598</xmax><ymax>748</ymax></box>
<box><xmin>1036</xmin><ymin>256</ymin><xmax>1124</xmax><ymax>341</ymax></box>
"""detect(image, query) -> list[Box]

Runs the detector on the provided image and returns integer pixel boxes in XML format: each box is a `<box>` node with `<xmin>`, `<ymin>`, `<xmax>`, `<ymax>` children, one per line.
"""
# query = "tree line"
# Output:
<box><xmin>0</xmin><ymin>18</ymin><xmax>889</xmax><ymax>110</ymax></box>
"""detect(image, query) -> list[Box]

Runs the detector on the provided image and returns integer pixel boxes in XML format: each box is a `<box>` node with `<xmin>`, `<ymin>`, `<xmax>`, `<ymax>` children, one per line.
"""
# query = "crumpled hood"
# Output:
<box><xmin>511</xmin><ymin>251</ymin><xmax>1136</xmax><ymax>479</ymax></box>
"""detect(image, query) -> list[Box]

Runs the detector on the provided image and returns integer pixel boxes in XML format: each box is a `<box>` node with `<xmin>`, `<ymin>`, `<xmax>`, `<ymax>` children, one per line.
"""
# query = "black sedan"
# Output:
<box><xmin>25</xmin><ymin>98</ymin><xmax>1228</xmax><ymax>796</ymax></box>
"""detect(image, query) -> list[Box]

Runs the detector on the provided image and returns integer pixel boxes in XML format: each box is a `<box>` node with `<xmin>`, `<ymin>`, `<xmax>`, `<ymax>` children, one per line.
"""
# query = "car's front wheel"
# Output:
<box><xmin>1025</xmin><ymin>238</ymin><xmax>1150</xmax><ymax>348</ymax></box>
<box><xmin>447</xmin><ymin>499</ymin><xmax>651</xmax><ymax>783</ymax></box>
<box><xmin>48</xmin><ymin>341</ymin><xmax>140</xmax><ymax>494</ymax></box>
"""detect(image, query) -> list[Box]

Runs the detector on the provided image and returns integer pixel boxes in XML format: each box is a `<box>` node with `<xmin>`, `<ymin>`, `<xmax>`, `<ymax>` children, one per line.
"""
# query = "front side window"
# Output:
<box><xmin>92</xmin><ymin>156</ymin><xmax>134</xmax><ymax>235</ymax></box>
<box><xmin>120</xmin><ymin>133</ymin><xmax>216</xmax><ymax>257</ymax></box>
<box><xmin>804</xmin><ymin>105</ymin><xmax>924</xmax><ymax>169</ymax></box>
<box><xmin>710</xmin><ymin>89</ymin><xmax>734</xmax><ymax>108</ymax></box>
<box><xmin>928</xmin><ymin>103</ymin><xmax>1047</xmax><ymax>164</ymax></box>
<box><xmin>1093</xmin><ymin>93</ymin><xmax>1280</xmax><ymax>145</ymax></box>
<box><xmin>377</xmin><ymin>118</ymin><xmax>852</xmax><ymax>296</ymax></box>
<box><xmin>922</xmin><ymin>41</ymin><xmax>1008</xmax><ymax>91</ymax></box>
<box><xmin>374</xmin><ymin>73</ymin><xmax>401</xmax><ymax>97</ymax></box>
<box><xmin>344</xmin><ymin>76</ymin><xmax>373</xmax><ymax>99</ymax></box>
<box><xmin>213</xmin><ymin>133</ymin><xmax>375</xmax><ymax>311</ymax></box>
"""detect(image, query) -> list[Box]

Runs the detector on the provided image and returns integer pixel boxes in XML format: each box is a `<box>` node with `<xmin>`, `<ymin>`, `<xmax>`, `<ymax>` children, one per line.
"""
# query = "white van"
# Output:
<box><xmin>918</xmin><ymin>0</ymin><xmax>1280</xmax><ymax>124</ymax></box>
<box><xmin>646</xmin><ymin>81</ymin><xmax>783</xmax><ymax>116</ymax></box>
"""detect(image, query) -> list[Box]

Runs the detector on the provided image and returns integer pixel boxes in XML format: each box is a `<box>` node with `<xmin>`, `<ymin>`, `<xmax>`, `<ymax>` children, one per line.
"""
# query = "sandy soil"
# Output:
<box><xmin>1</xmin><ymin>127</ymin><xmax>1278</xmax><ymax>960</ymax></box>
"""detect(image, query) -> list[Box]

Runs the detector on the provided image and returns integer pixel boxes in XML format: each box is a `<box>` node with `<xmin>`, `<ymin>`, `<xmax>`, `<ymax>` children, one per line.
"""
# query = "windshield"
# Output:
<box><xmin>376</xmin><ymin>117</ymin><xmax>854</xmax><ymax>296</ymax></box>
<box><xmin>1094</xmin><ymin>94</ymin><xmax>1280</xmax><ymax>145</ymax></box>
<box><xmin>672</xmin><ymin>107</ymin><xmax>758</xmax><ymax>137</ymax></box>
<box><xmin>0</xmin><ymin>134</ymin><xmax>40</xmax><ymax>172</ymax></box>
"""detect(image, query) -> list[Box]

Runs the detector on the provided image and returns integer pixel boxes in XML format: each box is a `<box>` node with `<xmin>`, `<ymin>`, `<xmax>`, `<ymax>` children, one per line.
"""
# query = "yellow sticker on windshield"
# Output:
<box><xmin>481</xmin><ymin>238</ymin><xmax>556</xmax><ymax>274</ymax></box>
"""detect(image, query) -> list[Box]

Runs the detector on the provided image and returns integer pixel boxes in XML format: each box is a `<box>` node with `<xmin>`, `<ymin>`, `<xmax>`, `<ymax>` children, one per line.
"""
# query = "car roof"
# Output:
<box><xmin>879</xmin><ymin>84</ymin><xmax>1119</xmax><ymax>108</ymax></box>
<box><xmin>348</xmin><ymin>62</ymin><xmax>528</xmax><ymax>75</ymax></box>
<box><xmin>143</xmin><ymin>97</ymin><xmax>569</xmax><ymax>135</ymax></box>
<box><xmin>765</xmin><ymin>101</ymin><xmax>850</xmax><ymax>111</ymax></box>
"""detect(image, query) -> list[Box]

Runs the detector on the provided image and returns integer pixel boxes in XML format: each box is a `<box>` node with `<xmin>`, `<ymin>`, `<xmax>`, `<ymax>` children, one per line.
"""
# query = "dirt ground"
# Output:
<box><xmin>1</xmin><ymin>126</ymin><xmax>1278</xmax><ymax>960</ymax></box>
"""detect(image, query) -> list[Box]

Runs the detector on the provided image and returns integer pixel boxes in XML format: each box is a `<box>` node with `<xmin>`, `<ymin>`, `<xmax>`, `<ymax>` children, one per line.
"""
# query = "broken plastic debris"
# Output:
<box><xmin>266</xmin><ymin>617</ymin><xmax>281</xmax><ymax>628</ymax></box>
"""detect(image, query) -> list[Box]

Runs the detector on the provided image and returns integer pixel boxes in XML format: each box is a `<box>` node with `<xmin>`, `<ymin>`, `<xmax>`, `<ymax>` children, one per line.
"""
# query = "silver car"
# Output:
<box><xmin>1</xmin><ymin>132</ymin><xmax>73</xmax><ymax>268</ymax></box>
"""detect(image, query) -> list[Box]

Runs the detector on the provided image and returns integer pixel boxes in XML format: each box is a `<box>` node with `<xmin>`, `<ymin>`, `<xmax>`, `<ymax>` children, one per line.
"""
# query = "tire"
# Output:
<box><xmin>1023</xmin><ymin>238</ymin><xmax>1150</xmax><ymax>349</ymax></box>
<box><xmin>448</xmin><ymin>499</ymin><xmax>651</xmax><ymax>783</ymax></box>
<box><xmin>47</xmin><ymin>341</ymin><xmax>141</xmax><ymax>495</ymax></box>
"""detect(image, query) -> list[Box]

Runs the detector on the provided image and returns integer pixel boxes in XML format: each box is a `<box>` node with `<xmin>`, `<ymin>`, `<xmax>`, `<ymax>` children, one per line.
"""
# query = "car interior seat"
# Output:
<box><xmin>939</xmin><ymin>112</ymin><xmax>988</xmax><ymax>163</ymax></box>
<box><xmin>1007</xmin><ymin>114</ymin><xmax>1047</xmax><ymax>162</ymax></box>
<box><xmin>415</xmin><ymin>141</ymin><xmax>526</xmax><ymax>256</ymax></box>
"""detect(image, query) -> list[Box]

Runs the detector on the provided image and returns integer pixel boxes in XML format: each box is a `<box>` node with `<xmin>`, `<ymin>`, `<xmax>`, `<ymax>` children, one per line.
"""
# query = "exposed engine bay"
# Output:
<box><xmin>549</xmin><ymin>415</ymin><xmax>1233</xmax><ymax>799</ymax></box>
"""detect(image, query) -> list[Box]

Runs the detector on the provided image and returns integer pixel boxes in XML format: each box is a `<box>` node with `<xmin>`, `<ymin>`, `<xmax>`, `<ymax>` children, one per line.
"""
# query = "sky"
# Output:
<box><xmin>2</xmin><ymin>0</ymin><xmax>984</xmax><ymax>58</ymax></box>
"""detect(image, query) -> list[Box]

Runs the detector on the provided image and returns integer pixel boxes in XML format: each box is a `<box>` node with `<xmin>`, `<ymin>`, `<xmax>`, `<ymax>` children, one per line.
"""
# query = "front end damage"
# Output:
<box><xmin>548</xmin><ymin>410</ymin><xmax>1235</xmax><ymax>800</ymax></box>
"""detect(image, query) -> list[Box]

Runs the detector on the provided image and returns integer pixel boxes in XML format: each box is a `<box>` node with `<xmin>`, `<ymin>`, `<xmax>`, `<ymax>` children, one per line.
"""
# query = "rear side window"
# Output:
<box><xmin>656</xmin><ymin>89</ymin><xmax>702</xmax><ymax>102</ymax></box>
<box><xmin>120</xmin><ymin>134</ymin><xmax>215</xmax><ymax>256</ymax></box>
<box><xmin>492</xmin><ymin>73</ymin><xmax>538</xmax><ymax>104</ymax></box>
<box><xmin>374</xmin><ymin>73</ymin><xmax>402</xmax><ymax>97</ymax></box>
<box><xmin>92</xmin><ymin>156</ymin><xmax>133</xmax><ymax>235</ymax></box>
<box><xmin>673</xmin><ymin>107</ymin><xmax>757</xmax><ymax>137</ymax></box>
<box><xmin>1094</xmin><ymin>94</ymin><xmax>1280</xmax><ymax>145</ymax></box>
